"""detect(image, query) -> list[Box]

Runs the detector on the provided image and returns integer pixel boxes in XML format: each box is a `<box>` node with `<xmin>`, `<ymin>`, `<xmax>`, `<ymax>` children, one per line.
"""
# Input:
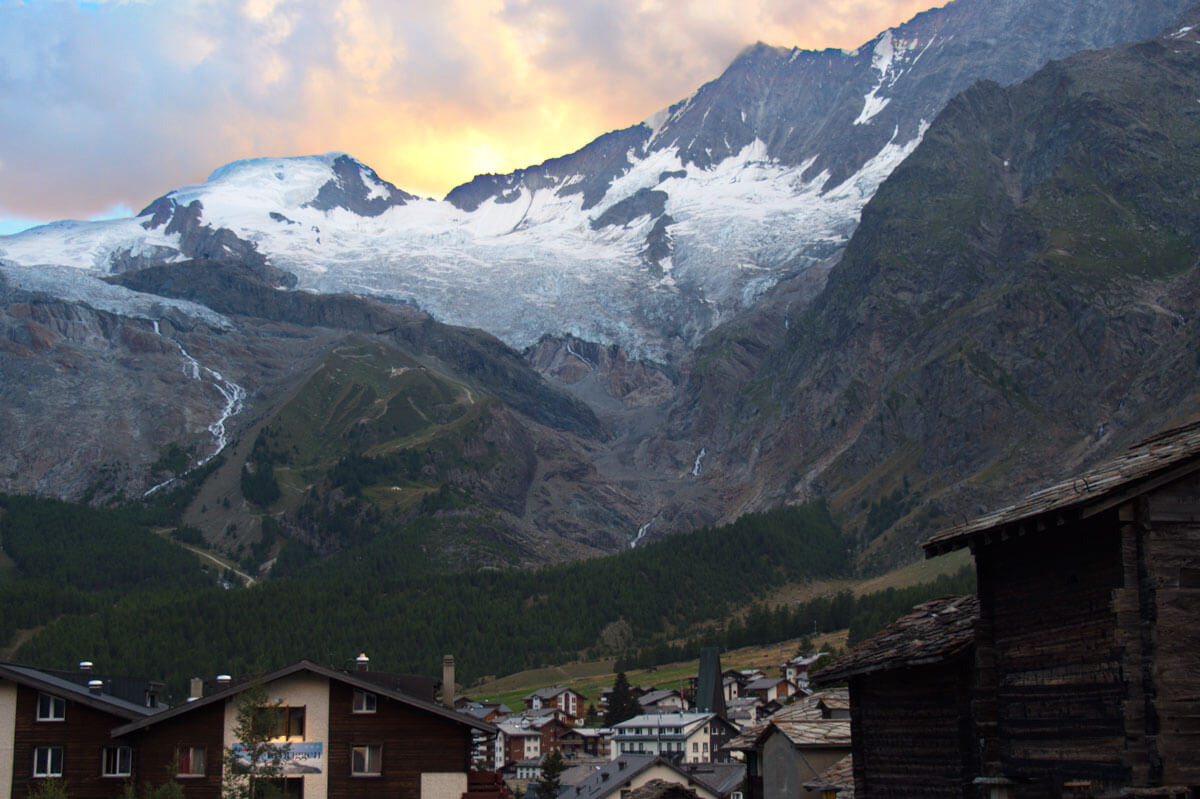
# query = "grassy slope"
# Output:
<box><xmin>470</xmin><ymin>550</ymin><xmax>971</xmax><ymax>710</ymax></box>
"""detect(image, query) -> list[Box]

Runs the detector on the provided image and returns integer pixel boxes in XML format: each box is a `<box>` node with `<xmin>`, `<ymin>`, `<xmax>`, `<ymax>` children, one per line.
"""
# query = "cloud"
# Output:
<box><xmin>0</xmin><ymin>0</ymin><xmax>932</xmax><ymax>223</ymax></box>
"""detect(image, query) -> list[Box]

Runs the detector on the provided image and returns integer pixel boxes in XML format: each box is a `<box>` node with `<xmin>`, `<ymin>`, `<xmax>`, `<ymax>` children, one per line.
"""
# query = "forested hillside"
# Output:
<box><xmin>2</xmin><ymin>490</ymin><xmax>856</xmax><ymax>696</ymax></box>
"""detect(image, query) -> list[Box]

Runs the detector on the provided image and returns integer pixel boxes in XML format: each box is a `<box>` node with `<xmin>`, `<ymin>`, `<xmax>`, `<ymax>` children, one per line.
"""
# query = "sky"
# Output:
<box><xmin>0</xmin><ymin>0</ymin><xmax>937</xmax><ymax>235</ymax></box>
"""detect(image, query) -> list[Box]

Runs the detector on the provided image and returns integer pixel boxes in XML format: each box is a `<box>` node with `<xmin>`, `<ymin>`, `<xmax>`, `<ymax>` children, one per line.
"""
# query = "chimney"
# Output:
<box><xmin>442</xmin><ymin>655</ymin><xmax>455</xmax><ymax>708</ymax></box>
<box><xmin>145</xmin><ymin>681</ymin><xmax>163</xmax><ymax>708</ymax></box>
<box><xmin>79</xmin><ymin>660</ymin><xmax>94</xmax><ymax>673</ymax></box>
<box><xmin>216</xmin><ymin>674</ymin><xmax>232</xmax><ymax>689</ymax></box>
<box><xmin>355</xmin><ymin>653</ymin><xmax>370</xmax><ymax>672</ymax></box>
<box><xmin>88</xmin><ymin>679</ymin><xmax>104</xmax><ymax>695</ymax></box>
<box><xmin>188</xmin><ymin>678</ymin><xmax>203</xmax><ymax>702</ymax></box>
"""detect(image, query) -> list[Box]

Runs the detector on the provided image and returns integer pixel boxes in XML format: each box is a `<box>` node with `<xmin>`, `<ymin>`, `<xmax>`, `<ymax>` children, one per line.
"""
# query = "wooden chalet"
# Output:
<box><xmin>110</xmin><ymin>659</ymin><xmax>496</xmax><ymax>799</ymax></box>
<box><xmin>922</xmin><ymin>422</ymin><xmax>1200</xmax><ymax>797</ymax></box>
<box><xmin>0</xmin><ymin>662</ymin><xmax>158</xmax><ymax>799</ymax></box>
<box><xmin>814</xmin><ymin>595</ymin><xmax>980</xmax><ymax>797</ymax></box>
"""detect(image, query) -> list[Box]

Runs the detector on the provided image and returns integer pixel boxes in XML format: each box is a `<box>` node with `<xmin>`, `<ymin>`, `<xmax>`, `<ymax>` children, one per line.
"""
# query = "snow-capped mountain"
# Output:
<box><xmin>2</xmin><ymin>0</ymin><xmax>1191</xmax><ymax>364</ymax></box>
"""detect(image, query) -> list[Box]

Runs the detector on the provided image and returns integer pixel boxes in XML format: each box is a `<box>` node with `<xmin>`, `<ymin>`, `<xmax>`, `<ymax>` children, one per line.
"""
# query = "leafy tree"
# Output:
<box><xmin>28</xmin><ymin>779</ymin><xmax>68</xmax><ymax>799</ymax></box>
<box><xmin>603</xmin><ymin>672</ymin><xmax>641</xmax><ymax>727</ymax></box>
<box><xmin>222</xmin><ymin>682</ymin><xmax>291</xmax><ymax>799</ymax></box>
<box><xmin>535</xmin><ymin>750</ymin><xmax>565</xmax><ymax>799</ymax></box>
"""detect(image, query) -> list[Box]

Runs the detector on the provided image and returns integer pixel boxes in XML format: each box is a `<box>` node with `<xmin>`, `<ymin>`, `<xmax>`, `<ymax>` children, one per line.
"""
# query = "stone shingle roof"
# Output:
<box><xmin>924</xmin><ymin>421</ymin><xmax>1200</xmax><ymax>556</ymax></box>
<box><xmin>803</xmin><ymin>754</ymin><xmax>855</xmax><ymax>797</ymax></box>
<box><xmin>814</xmin><ymin>595</ymin><xmax>978</xmax><ymax>684</ymax></box>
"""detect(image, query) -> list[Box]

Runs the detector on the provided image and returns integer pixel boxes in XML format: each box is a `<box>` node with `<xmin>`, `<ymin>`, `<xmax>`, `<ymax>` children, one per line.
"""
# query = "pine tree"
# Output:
<box><xmin>604</xmin><ymin>672</ymin><xmax>641</xmax><ymax>727</ymax></box>
<box><xmin>535</xmin><ymin>749</ymin><xmax>565</xmax><ymax>799</ymax></box>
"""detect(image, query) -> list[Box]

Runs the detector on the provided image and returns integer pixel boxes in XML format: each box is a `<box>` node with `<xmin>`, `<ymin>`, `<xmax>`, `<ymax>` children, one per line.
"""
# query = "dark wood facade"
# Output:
<box><xmin>921</xmin><ymin>422</ymin><xmax>1200</xmax><ymax>796</ymax></box>
<box><xmin>848</xmin><ymin>660</ymin><xmax>976</xmax><ymax>797</ymax></box>
<box><xmin>816</xmin><ymin>595</ymin><xmax>979</xmax><ymax>798</ymax></box>
<box><xmin>10</xmin><ymin>683</ymin><xmax>142</xmax><ymax>799</ymax></box>
<box><xmin>973</xmin><ymin>519</ymin><xmax>1129</xmax><ymax>792</ymax></box>
<box><xmin>325</xmin><ymin>679</ymin><xmax>473</xmax><ymax>799</ymax></box>
<box><xmin>122</xmin><ymin>699</ymin><xmax>226</xmax><ymax>799</ymax></box>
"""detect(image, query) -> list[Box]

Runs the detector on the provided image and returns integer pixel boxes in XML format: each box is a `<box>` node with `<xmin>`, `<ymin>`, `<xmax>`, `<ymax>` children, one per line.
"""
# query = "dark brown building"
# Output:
<box><xmin>922</xmin><ymin>422</ymin><xmax>1200</xmax><ymax>797</ymax></box>
<box><xmin>815</xmin><ymin>595</ymin><xmax>979</xmax><ymax>797</ymax></box>
<box><xmin>111</xmin><ymin>660</ymin><xmax>495</xmax><ymax>799</ymax></box>
<box><xmin>0</xmin><ymin>661</ymin><xmax>158</xmax><ymax>799</ymax></box>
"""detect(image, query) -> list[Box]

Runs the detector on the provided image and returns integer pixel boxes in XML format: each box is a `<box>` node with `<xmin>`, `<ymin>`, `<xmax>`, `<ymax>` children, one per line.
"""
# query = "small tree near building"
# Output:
<box><xmin>604</xmin><ymin>672</ymin><xmax>640</xmax><ymax>727</ymax></box>
<box><xmin>222</xmin><ymin>682</ymin><xmax>292</xmax><ymax>799</ymax></box>
<box><xmin>535</xmin><ymin>749</ymin><xmax>565</xmax><ymax>799</ymax></box>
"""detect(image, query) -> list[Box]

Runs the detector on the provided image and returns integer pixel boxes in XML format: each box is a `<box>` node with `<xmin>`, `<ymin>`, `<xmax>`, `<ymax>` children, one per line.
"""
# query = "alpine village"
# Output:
<box><xmin>3</xmin><ymin>1</ymin><xmax>1200</xmax><ymax>798</ymax></box>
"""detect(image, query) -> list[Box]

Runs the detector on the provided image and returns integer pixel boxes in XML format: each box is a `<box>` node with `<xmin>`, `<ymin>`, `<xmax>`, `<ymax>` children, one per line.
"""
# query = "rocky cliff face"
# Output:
<box><xmin>4</xmin><ymin>1</ymin><xmax>1200</xmax><ymax>569</ymax></box>
<box><xmin>652</xmin><ymin>7</ymin><xmax>1200</xmax><ymax>565</ymax></box>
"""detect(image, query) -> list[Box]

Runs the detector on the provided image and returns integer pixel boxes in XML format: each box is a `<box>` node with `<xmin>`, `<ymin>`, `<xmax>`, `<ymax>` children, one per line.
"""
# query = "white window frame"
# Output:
<box><xmin>177</xmin><ymin>744</ymin><xmax>206</xmax><ymax>777</ymax></box>
<box><xmin>36</xmin><ymin>693</ymin><xmax>66</xmax><ymax>722</ymax></box>
<box><xmin>351</xmin><ymin>744</ymin><xmax>381</xmax><ymax>776</ymax></box>
<box><xmin>102</xmin><ymin>745</ymin><xmax>133</xmax><ymax>777</ymax></box>
<box><xmin>352</xmin><ymin>690</ymin><xmax>377</xmax><ymax>714</ymax></box>
<box><xmin>33</xmin><ymin>746</ymin><xmax>63</xmax><ymax>778</ymax></box>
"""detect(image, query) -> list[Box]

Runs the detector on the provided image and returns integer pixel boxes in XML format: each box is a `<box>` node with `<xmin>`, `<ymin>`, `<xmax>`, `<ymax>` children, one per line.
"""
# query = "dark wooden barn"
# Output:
<box><xmin>923</xmin><ymin>422</ymin><xmax>1200</xmax><ymax>797</ymax></box>
<box><xmin>815</xmin><ymin>595</ymin><xmax>979</xmax><ymax>798</ymax></box>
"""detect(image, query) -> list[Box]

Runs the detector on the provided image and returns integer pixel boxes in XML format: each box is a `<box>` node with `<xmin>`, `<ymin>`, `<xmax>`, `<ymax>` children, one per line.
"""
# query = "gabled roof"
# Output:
<box><xmin>924</xmin><ymin>421</ymin><xmax>1200</xmax><ymax>556</ymax></box>
<box><xmin>815</xmin><ymin>595</ymin><xmax>978</xmax><ymax>684</ymax></box>
<box><xmin>639</xmin><ymin>689</ymin><xmax>682</xmax><ymax>705</ymax></box>
<box><xmin>770</xmin><ymin>720</ymin><xmax>852</xmax><ymax>748</ymax></box>
<box><xmin>803</xmin><ymin>754</ymin><xmax>855</xmax><ymax>797</ymax></box>
<box><xmin>743</xmin><ymin>677</ymin><xmax>791</xmax><ymax>691</ymax></box>
<box><xmin>525</xmin><ymin>686</ymin><xmax>583</xmax><ymax>701</ymax></box>
<box><xmin>560</xmin><ymin>755</ymin><xmax>744</xmax><ymax>799</ymax></box>
<box><xmin>112</xmin><ymin>660</ymin><xmax>495</xmax><ymax>736</ymax></box>
<box><xmin>724</xmin><ymin>690</ymin><xmax>851</xmax><ymax>750</ymax></box>
<box><xmin>0</xmin><ymin>662</ymin><xmax>157</xmax><ymax>720</ymax></box>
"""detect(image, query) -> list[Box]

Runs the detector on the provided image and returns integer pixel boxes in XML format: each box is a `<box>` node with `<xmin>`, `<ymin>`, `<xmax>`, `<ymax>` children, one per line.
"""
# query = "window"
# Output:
<box><xmin>352</xmin><ymin>690</ymin><xmax>376</xmax><ymax>713</ymax></box>
<box><xmin>351</xmin><ymin>744</ymin><xmax>381</xmax><ymax>776</ymax></box>
<box><xmin>102</xmin><ymin>746</ymin><xmax>132</xmax><ymax>777</ymax></box>
<box><xmin>261</xmin><ymin>777</ymin><xmax>303</xmax><ymax>799</ymax></box>
<box><xmin>36</xmin><ymin>693</ymin><xmax>66</xmax><ymax>722</ymax></box>
<box><xmin>702</xmin><ymin>742</ymin><xmax>708</xmax><ymax>753</ymax></box>
<box><xmin>264</xmin><ymin>706</ymin><xmax>305</xmax><ymax>739</ymax></box>
<box><xmin>177</xmin><ymin>745</ymin><xmax>206</xmax><ymax>777</ymax></box>
<box><xmin>33</xmin><ymin>747</ymin><xmax>63</xmax><ymax>777</ymax></box>
<box><xmin>692</xmin><ymin>742</ymin><xmax>699</xmax><ymax>753</ymax></box>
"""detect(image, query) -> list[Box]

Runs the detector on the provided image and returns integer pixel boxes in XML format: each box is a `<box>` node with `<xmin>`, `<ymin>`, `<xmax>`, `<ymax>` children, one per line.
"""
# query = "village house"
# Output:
<box><xmin>814</xmin><ymin>595</ymin><xmax>979</xmax><ymax>797</ymax></box>
<box><xmin>0</xmin><ymin>661</ymin><xmax>159</xmax><ymax>799</ymax></box>
<box><xmin>919</xmin><ymin>422</ymin><xmax>1200</xmax><ymax>796</ymax></box>
<box><xmin>523</xmin><ymin>688</ymin><xmax>586</xmax><ymax>721</ymax></box>
<box><xmin>782</xmin><ymin>655</ymin><xmax>826</xmax><ymax>696</ymax></box>
<box><xmin>727</xmin><ymin>720</ymin><xmax>851</xmax><ymax>799</ymax></box>
<box><xmin>723</xmin><ymin>690</ymin><xmax>850</xmax><ymax>799</ymax></box>
<box><xmin>110</xmin><ymin>658</ymin><xmax>495</xmax><ymax>799</ymax></box>
<box><xmin>611</xmin><ymin>713</ymin><xmax>737</xmax><ymax>764</ymax></box>
<box><xmin>638</xmin><ymin>689</ymin><xmax>689</xmax><ymax>715</ymax></box>
<box><xmin>741</xmin><ymin>677</ymin><xmax>800</xmax><ymax>706</ymax></box>
<box><xmin>496</xmin><ymin>720</ymin><xmax>543</xmax><ymax>770</ymax></box>
<box><xmin>559</xmin><ymin>726</ymin><xmax>613</xmax><ymax>760</ymax></box>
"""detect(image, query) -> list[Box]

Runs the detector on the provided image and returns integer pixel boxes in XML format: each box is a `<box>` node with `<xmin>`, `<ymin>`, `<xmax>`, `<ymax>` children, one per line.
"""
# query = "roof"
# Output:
<box><xmin>815</xmin><ymin>596</ymin><xmax>979</xmax><ymax>683</ymax></box>
<box><xmin>613</xmin><ymin>713</ymin><xmax>721</xmax><ymax>736</ymax></box>
<box><xmin>803</xmin><ymin>754</ymin><xmax>855</xmax><ymax>797</ymax></box>
<box><xmin>924</xmin><ymin>421</ymin><xmax>1200</xmax><ymax>556</ymax></box>
<box><xmin>744</xmin><ymin>677</ymin><xmax>787</xmax><ymax>691</ymax></box>
<box><xmin>111</xmin><ymin>660</ymin><xmax>495</xmax><ymax>737</ymax></box>
<box><xmin>0</xmin><ymin>662</ymin><xmax>157</xmax><ymax>720</ymax></box>
<box><xmin>639</xmin><ymin>689</ymin><xmax>682</xmax><ymax>705</ymax></box>
<box><xmin>560</xmin><ymin>755</ymin><xmax>744</xmax><ymax>799</ymax></box>
<box><xmin>525</xmin><ymin>686</ymin><xmax>582</xmax><ymax>701</ymax></box>
<box><xmin>770</xmin><ymin>720</ymin><xmax>852</xmax><ymax>748</ymax></box>
<box><xmin>725</xmin><ymin>690</ymin><xmax>851</xmax><ymax>750</ymax></box>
